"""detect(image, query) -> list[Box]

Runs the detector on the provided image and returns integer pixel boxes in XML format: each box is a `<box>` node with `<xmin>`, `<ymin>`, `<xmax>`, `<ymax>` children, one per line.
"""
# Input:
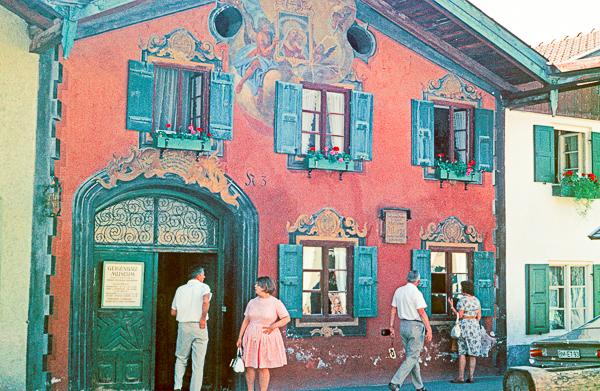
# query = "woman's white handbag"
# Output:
<box><xmin>230</xmin><ymin>347</ymin><xmax>245</xmax><ymax>373</ymax></box>
<box><xmin>450</xmin><ymin>315</ymin><xmax>461</xmax><ymax>339</ymax></box>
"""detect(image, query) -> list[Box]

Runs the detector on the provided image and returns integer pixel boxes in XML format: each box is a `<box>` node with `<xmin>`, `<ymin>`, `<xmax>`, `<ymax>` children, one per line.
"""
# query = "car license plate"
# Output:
<box><xmin>558</xmin><ymin>349</ymin><xmax>580</xmax><ymax>359</ymax></box>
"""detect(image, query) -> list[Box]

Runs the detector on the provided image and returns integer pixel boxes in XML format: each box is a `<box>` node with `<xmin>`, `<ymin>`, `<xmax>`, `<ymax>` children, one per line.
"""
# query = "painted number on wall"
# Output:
<box><xmin>245</xmin><ymin>169</ymin><xmax>267</xmax><ymax>187</ymax></box>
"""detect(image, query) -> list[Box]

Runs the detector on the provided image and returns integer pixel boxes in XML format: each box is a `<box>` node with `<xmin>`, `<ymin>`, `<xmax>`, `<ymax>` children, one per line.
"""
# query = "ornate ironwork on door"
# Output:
<box><xmin>95</xmin><ymin>196</ymin><xmax>217</xmax><ymax>247</ymax></box>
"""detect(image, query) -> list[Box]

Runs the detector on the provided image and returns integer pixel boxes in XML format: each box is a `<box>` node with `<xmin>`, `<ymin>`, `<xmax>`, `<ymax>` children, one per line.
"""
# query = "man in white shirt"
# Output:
<box><xmin>171</xmin><ymin>265</ymin><xmax>212</xmax><ymax>391</ymax></box>
<box><xmin>388</xmin><ymin>270</ymin><xmax>433</xmax><ymax>391</ymax></box>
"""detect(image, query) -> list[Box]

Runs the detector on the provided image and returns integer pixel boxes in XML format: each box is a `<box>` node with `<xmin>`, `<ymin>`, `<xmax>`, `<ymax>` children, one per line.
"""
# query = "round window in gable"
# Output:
<box><xmin>347</xmin><ymin>25</ymin><xmax>375</xmax><ymax>56</ymax></box>
<box><xmin>211</xmin><ymin>5</ymin><xmax>242</xmax><ymax>39</ymax></box>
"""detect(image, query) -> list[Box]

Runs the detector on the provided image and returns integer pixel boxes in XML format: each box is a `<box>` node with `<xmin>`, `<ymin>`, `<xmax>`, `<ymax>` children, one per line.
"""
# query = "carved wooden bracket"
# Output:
<box><xmin>419</xmin><ymin>216</ymin><xmax>483</xmax><ymax>244</ymax></box>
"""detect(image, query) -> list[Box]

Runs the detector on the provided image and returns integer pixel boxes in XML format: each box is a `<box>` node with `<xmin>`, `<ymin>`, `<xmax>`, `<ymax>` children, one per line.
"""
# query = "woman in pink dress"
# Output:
<box><xmin>236</xmin><ymin>276</ymin><xmax>291</xmax><ymax>391</ymax></box>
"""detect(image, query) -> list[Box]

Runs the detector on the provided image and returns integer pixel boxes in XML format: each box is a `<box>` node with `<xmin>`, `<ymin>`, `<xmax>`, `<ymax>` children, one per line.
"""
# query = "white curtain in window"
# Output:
<box><xmin>154</xmin><ymin>68</ymin><xmax>178</xmax><ymax>131</ymax></box>
<box><xmin>302</xmin><ymin>89</ymin><xmax>320</xmax><ymax>153</ymax></box>
<box><xmin>327</xmin><ymin>92</ymin><xmax>345</xmax><ymax>150</ymax></box>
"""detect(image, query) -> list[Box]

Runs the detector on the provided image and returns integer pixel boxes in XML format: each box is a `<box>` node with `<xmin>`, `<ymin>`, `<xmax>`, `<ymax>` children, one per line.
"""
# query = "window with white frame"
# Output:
<box><xmin>557</xmin><ymin>131</ymin><xmax>585</xmax><ymax>177</ymax></box>
<box><xmin>549</xmin><ymin>264</ymin><xmax>587</xmax><ymax>331</ymax></box>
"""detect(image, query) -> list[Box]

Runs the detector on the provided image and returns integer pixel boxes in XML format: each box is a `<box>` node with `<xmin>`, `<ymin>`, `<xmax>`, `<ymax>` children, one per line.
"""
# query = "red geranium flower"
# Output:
<box><xmin>567</xmin><ymin>171</ymin><xmax>574</xmax><ymax>176</ymax></box>
<box><xmin>333</xmin><ymin>146</ymin><xmax>340</xmax><ymax>151</ymax></box>
<box><xmin>207</xmin><ymin>133</ymin><xmax>212</xmax><ymax>137</ymax></box>
<box><xmin>310</xmin><ymin>147</ymin><xmax>316</xmax><ymax>151</ymax></box>
<box><xmin>166</xmin><ymin>124</ymin><xmax>171</xmax><ymax>128</ymax></box>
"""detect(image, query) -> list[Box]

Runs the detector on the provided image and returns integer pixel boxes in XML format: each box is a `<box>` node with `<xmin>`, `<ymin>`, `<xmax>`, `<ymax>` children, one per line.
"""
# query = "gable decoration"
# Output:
<box><xmin>286</xmin><ymin>207</ymin><xmax>367</xmax><ymax>238</ymax></box>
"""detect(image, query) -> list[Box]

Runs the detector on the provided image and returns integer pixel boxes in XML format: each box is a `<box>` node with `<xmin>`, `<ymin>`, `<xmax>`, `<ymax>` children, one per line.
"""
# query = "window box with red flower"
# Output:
<box><xmin>552</xmin><ymin>171</ymin><xmax>600</xmax><ymax>216</ymax></box>
<box><xmin>304</xmin><ymin>147</ymin><xmax>356</xmax><ymax>179</ymax></box>
<box><xmin>433</xmin><ymin>154</ymin><xmax>481</xmax><ymax>188</ymax></box>
<box><xmin>153</xmin><ymin>124</ymin><xmax>212</xmax><ymax>153</ymax></box>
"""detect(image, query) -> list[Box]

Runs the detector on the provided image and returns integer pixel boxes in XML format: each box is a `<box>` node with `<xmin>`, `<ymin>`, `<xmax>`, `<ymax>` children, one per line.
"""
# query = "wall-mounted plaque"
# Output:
<box><xmin>101</xmin><ymin>262</ymin><xmax>145</xmax><ymax>308</ymax></box>
<box><xmin>381</xmin><ymin>208</ymin><xmax>411</xmax><ymax>244</ymax></box>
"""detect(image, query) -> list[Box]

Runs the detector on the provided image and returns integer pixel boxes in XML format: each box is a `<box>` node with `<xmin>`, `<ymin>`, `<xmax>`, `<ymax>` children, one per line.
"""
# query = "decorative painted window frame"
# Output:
<box><xmin>285</xmin><ymin>208</ymin><xmax>368</xmax><ymax>338</ymax></box>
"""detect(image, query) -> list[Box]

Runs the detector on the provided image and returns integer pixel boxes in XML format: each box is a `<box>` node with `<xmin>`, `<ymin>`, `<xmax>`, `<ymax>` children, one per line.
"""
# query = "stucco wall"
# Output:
<box><xmin>505</xmin><ymin>109</ymin><xmax>600</xmax><ymax>352</ymax></box>
<box><xmin>0</xmin><ymin>6</ymin><xmax>39</xmax><ymax>391</ymax></box>
<box><xmin>48</xmin><ymin>4</ymin><xmax>498</xmax><ymax>389</ymax></box>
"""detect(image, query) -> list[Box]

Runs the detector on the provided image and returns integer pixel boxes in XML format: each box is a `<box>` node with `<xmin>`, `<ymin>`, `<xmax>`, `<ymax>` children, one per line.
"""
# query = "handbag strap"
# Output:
<box><xmin>237</xmin><ymin>347</ymin><xmax>243</xmax><ymax>356</ymax></box>
<box><xmin>455</xmin><ymin>313</ymin><xmax>460</xmax><ymax>324</ymax></box>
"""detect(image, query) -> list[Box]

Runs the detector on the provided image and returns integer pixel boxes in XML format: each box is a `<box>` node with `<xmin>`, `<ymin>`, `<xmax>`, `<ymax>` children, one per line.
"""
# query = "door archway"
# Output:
<box><xmin>69</xmin><ymin>171</ymin><xmax>258</xmax><ymax>391</ymax></box>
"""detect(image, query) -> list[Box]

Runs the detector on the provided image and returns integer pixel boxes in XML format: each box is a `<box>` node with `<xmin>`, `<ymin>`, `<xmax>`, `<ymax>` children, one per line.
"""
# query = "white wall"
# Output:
<box><xmin>0</xmin><ymin>7</ymin><xmax>39</xmax><ymax>390</ymax></box>
<box><xmin>505</xmin><ymin>109</ymin><xmax>600</xmax><ymax>348</ymax></box>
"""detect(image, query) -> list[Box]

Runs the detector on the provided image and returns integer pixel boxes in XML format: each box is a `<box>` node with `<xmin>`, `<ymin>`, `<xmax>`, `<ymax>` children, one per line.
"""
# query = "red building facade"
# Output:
<box><xmin>47</xmin><ymin>1</ymin><xmax>499</xmax><ymax>390</ymax></box>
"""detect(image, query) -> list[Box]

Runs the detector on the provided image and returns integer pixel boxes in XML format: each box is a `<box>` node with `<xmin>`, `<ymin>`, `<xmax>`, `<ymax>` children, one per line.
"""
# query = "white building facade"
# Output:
<box><xmin>505</xmin><ymin>109</ymin><xmax>600</xmax><ymax>365</ymax></box>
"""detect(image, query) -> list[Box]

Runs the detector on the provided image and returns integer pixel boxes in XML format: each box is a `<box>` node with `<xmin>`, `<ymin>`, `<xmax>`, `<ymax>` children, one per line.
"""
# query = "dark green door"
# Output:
<box><xmin>91</xmin><ymin>250</ymin><xmax>157</xmax><ymax>390</ymax></box>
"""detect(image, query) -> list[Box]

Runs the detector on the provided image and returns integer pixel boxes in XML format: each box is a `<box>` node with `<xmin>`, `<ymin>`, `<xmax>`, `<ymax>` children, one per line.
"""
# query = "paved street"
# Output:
<box><xmin>312</xmin><ymin>376</ymin><xmax>504</xmax><ymax>391</ymax></box>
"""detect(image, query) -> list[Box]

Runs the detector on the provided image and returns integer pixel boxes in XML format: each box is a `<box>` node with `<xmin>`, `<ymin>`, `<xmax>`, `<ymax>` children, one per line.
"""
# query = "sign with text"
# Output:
<box><xmin>101</xmin><ymin>262</ymin><xmax>145</xmax><ymax>308</ymax></box>
<box><xmin>383</xmin><ymin>209</ymin><xmax>409</xmax><ymax>244</ymax></box>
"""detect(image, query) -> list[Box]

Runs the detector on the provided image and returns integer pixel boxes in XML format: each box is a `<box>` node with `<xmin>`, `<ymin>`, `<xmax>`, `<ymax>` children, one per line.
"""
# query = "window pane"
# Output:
<box><xmin>431</xmin><ymin>273</ymin><xmax>446</xmax><ymax>294</ymax></box>
<box><xmin>331</xmin><ymin>270</ymin><xmax>346</xmax><ymax>291</ymax></box>
<box><xmin>154</xmin><ymin>67</ymin><xmax>178</xmax><ymax>131</ymax></box>
<box><xmin>303</xmin><ymin>292</ymin><xmax>322</xmax><ymax>315</ymax></box>
<box><xmin>571</xmin><ymin>309</ymin><xmax>585</xmax><ymax>329</ymax></box>
<box><xmin>301</xmin><ymin>112</ymin><xmax>320</xmax><ymax>154</ymax></box>
<box><xmin>550</xmin><ymin>266</ymin><xmax>564</xmax><ymax>286</ymax></box>
<box><xmin>434</xmin><ymin>107</ymin><xmax>450</xmax><ymax>157</ymax></box>
<box><xmin>303</xmin><ymin>247</ymin><xmax>322</xmax><ymax>269</ymax></box>
<box><xmin>302</xmin><ymin>89</ymin><xmax>321</xmax><ymax>111</ymax></box>
<box><xmin>326</xmin><ymin>135</ymin><xmax>344</xmax><ymax>152</ymax></box>
<box><xmin>563</xmin><ymin>134</ymin><xmax>578</xmax><ymax>152</ymax></box>
<box><xmin>571</xmin><ymin>266</ymin><xmax>585</xmax><ymax>286</ymax></box>
<box><xmin>431</xmin><ymin>293</ymin><xmax>446</xmax><ymax>314</ymax></box>
<box><xmin>453</xmin><ymin>110</ymin><xmax>467</xmax><ymax>130</ymax></box>
<box><xmin>328</xmin><ymin>247</ymin><xmax>347</xmax><ymax>270</ymax></box>
<box><xmin>452</xmin><ymin>253</ymin><xmax>467</xmax><ymax>273</ymax></box>
<box><xmin>550</xmin><ymin>309</ymin><xmax>565</xmax><ymax>330</ymax></box>
<box><xmin>454</xmin><ymin>130</ymin><xmax>466</xmax><ymax>150</ymax></box>
<box><xmin>327</xmin><ymin>114</ymin><xmax>345</xmax><ymax>136</ymax></box>
<box><xmin>328</xmin><ymin>292</ymin><xmax>347</xmax><ymax>315</ymax></box>
<box><xmin>571</xmin><ymin>287</ymin><xmax>585</xmax><ymax>308</ymax></box>
<box><xmin>453</xmin><ymin>273</ymin><xmax>467</xmax><ymax>295</ymax></box>
<box><xmin>431</xmin><ymin>252</ymin><xmax>446</xmax><ymax>273</ymax></box>
<box><xmin>550</xmin><ymin>289</ymin><xmax>559</xmax><ymax>307</ymax></box>
<box><xmin>326</xmin><ymin>92</ymin><xmax>344</xmax><ymax>114</ymax></box>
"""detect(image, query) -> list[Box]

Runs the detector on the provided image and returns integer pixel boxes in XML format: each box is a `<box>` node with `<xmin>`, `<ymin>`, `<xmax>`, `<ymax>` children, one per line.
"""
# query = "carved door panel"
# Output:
<box><xmin>92</xmin><ymin>251</ymin><xmax>157</xmax><ymax>391</ymax></box>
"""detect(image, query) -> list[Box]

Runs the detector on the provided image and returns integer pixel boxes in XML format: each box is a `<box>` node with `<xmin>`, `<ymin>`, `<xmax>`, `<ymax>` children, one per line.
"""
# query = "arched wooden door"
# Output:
<box><xmin>90</xmin><ymin>195</ymin><xmax>224</xmax><ymax>391</ymax></box>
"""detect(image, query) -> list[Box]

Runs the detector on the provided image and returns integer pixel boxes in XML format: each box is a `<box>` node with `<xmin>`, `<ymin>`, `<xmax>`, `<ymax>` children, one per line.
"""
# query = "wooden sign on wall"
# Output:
<box><xmin>381</xmin><ymin>208</ymin><xmax>411</xmax><ymax>244</ymax></box>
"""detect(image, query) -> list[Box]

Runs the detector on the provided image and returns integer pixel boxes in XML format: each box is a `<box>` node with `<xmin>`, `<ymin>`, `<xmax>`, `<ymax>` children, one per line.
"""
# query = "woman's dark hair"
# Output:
<box><xmin>461</xmin><ymin>280</ymin><xmax>475</xmax><ymax>295</ymax></box>
<box><xmin>256</xmin><ymin>276</ymin><xmax>276</xmax><ymax>294</ymax></box>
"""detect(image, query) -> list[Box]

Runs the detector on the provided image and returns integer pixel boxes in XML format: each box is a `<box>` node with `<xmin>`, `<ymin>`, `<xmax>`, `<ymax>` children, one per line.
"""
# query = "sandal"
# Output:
<box><xmin>450</xmin><ymin>378</ymin><xmax>465</xmax><ymax>383</ymax></box>
<box><xmin>466</xmin><ymin>378</ymin><xmax>475</xmax><ymax>383</ymax></box>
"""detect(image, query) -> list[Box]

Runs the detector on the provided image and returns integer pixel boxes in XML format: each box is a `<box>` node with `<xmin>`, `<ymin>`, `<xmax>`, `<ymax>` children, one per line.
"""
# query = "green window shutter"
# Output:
<box><xmin>594</xmin><ymin>265</ymin><xmax>600</xmax><ymax>317</ymax></box>
<box><xmin>350</xmin><ymin>90</ymin><xmax>374</xmax><ymax>161</ymax></box>
<box><xmin>474</xmin><ymin>251</ymin><xmax>495</xmax><ymax>317</ymax></box>
<box><xmin>274</xmin><ymin>81</ymin><xmax>302</xmax><ymax>154</ymax></box>
<box><xmin>126</xmin><ymin>60</ymin><xmax>154</xmax><ymax>132</ymax></box>
<box><xmin>474</xmin><ymin>108</ymin><xmax>494</xmax><ymax>172</ymax></box>
<box><xmin>411</xmin><ymin>249</ymin><xmax>431</xmax><ymax>316</ymax></box>
<box><xmin>411</xmin><ymin>99</ymin><xmax>434</xmax><ymax>166</ymax></box>
<box><xmin>278</xmin><ymin>244</ymin><xmax>303</xmax><ymax>318</ymax></box>
<box><xmin>533</xmin><ymin>125</ymin><xmax>555</xmax><ymax>183</ymax></box>
<box><xmin>526</xmin><ymin>264</ymin><xmax>550</xmax><ymax>335</ymax></box>
<box><xmin>209</xmin><ymin>71</ymin><xmax>234</xmax><ymax>140</ymax></box>
<box><xmin>591</xmin><ymin>133</ymin><xmax>600</xmax><ymax>178</ymax></box>
<box><xmin>353</xmin><ymin>246</ymin><xmax>378</xmax><ymax>317</ymax></box>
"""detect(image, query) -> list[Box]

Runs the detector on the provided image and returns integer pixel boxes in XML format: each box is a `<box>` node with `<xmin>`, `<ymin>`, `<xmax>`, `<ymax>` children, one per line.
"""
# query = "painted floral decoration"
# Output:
<box><xmin>306</xmin><ymin>146</ymin><xmax>352</xmax><ymax>163</ymax></box>
<box><xmin>435</xmin><ymin>153</ymin><xmax>476</xmax><ymax>177</ymax></box>
<box><xmin>156</xmin><ymin>124</ymin><xmax>212</xmax><ymax>142</ymax></box>
<box><xmin>560</xmin><ymin>171</ymin><xmax>600</xmax><ymax>216</ymax></box>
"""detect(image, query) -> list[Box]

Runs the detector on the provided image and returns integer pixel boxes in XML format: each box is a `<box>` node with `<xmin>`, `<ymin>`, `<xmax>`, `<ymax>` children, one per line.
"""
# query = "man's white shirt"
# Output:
<box><xmin>391</xmin><ymin>283</ymin><xmax>427</xmax><ymax>321</ymax></box>
<box><xmin>172</xmin><ymin>279</ymin><xmax>212</xmax><ymax>322</ymax></box>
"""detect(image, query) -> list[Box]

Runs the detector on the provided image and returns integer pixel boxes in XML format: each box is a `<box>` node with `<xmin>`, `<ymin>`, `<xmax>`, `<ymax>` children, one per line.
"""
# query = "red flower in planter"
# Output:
<box><xmin>166</xmin><ymin>124</ymin><xmax>171</xmax><ymax>129</ymax></box>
